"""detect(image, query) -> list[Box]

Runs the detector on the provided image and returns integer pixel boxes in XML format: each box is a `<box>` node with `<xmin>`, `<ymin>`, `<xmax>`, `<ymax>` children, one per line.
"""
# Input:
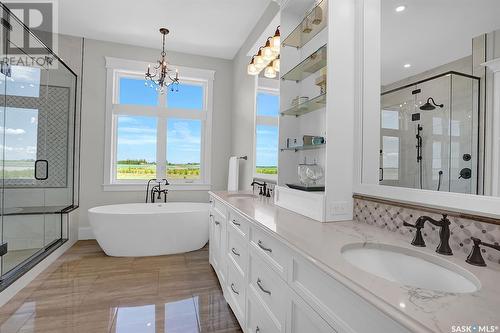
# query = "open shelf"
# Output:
<box><xmin>281</xmin><ymin>44</ymin><xmax>326</xmax><ymax>82</ymax></box>
<box><xmin>281</xmin><ymin>93</ymin><xmax>326</xmax><ymax>117</ymax></box>
<box><xmin>282</xmin><ymin>0</ymin><xmax>328</xmax><ymax>49</ymax></box>
<box><xmin>281</xmin><ymin>143</ymin><xmax>326</xmax><ymax>152</ymax></box>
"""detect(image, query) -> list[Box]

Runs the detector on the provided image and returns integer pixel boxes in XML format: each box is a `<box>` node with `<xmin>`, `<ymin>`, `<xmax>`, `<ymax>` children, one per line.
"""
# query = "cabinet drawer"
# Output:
<box><xmin>226</xmin><ymin>262</ymin><xmax>246</xmax><ymax>325</ymax></box>
<box><xmin>249</xmin><ymin>249</ymin><xmax>286</xmax><ymax>330</ymax></box>
<box><xmin>227</xmin><ymin>226</ymin><xmax>248</xmax><ymax>276</ymax></box>
<box><xmin>250</xmin><ymin>226</ymin><xmax>290</xmax><ymax>279</ymax></box>
<box><xmin>290</xmin><ymin>255</ymin><xmax>410</xmax><ymax>333</ymax></box>
<box><xmin>247</xmin><ymin>287</ymin><xmax>283</xmax><ymax>333</ymax></box>
<box><xmin>228</xmin><ymin>209</ymin><xmax>250</xmax><ymax>238</ymax></box>
<box><xmin>288</xmin><ymin>288</ymin><xmax>336</xmax><ymax>333</ymax></box>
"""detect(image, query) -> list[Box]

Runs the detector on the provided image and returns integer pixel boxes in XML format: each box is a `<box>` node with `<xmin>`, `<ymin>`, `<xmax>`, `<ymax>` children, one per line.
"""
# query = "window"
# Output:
<box><xmin>382</xmin><ymin>136</ymin><xmax>399</xmax><ymax>180</ymax></box>
<box><xmin>3</xmin><ymin>107</ymin><xmax>38</xmax><ymax>180</ymax></box>
<box><xmin>104</xmin><ymin>57</ymin><xmax>214</xmax><ymax>189</ymax></box>
<box><xmin>380</xmin><ymin>109</ymin><xmax>400</xmax><ymax>182</ymax></box>
<box><xmin>254</xmin><ymin>86</ymin><xmax>279</xmax><ymax>179</ymax></box>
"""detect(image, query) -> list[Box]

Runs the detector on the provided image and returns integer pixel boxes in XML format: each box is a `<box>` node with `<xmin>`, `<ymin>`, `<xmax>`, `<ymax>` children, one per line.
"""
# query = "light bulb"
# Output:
<box><xmin>264</xmin><ymin>65</ymin><xmax>276</xmax><ymax>79</ymax></box>
<box><xmin>254</xmin><ymin>52</ymin><xmax>265</xmax><ymax>68</ymax></box>
<box><xmin>247</xmin><ymin>58</ymin><xmax>259</xmax><ymax>75</ymax></box>
<box><xmin>271</xmin><ymin>26</ymin><xmax>280</xmax><ymax>53</ymax></box>
<box><xmin>262</xmin><ymin>39</ymin><xmax>274</xmax><ymax>61</ymax></box>
<box><xmin>272</xmin><ymin>56</ymin><xmax>280</xmax><ymax>72</ymax></box>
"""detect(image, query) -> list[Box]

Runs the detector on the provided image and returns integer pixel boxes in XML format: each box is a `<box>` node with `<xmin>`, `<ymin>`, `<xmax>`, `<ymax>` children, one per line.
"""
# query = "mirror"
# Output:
<box><xmin>376</xmin><ymin>0</ymin><xmax>500</xmax><ymax>196</ymax></box>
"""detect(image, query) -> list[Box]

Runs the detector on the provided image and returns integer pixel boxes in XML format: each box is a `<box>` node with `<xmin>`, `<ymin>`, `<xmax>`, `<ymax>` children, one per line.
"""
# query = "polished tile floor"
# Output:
<box><xmin>0</xmin><ymin>241</ymin><xmax>242</xmax><ymax>333</ymax></box>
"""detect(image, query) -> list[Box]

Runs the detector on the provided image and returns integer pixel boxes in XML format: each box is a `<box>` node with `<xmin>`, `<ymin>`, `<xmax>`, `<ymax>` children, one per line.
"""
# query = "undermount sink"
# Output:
<box><xmin>226</xmin><ymin>193</ymin><xmax>259</xmax><ymax>199</ymax></box>
<box><xmin>341</xmin><ymin>243</ymin><xmax>480</xmax><ymax>293</ymax></box>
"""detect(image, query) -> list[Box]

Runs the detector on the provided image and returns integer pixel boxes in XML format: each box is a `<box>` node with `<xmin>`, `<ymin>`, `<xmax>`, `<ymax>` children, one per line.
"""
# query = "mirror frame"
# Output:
<box><xmin>353</xmin><ymin>0</ymin><xmax>500</xmax><ymax>219</ymax></box>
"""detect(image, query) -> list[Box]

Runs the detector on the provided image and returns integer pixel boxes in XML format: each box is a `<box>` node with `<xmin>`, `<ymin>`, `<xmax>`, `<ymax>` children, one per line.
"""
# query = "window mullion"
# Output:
<box><xmin>157</xmin><ymin>114</ymin><xmax>167</xmax><ymax>179</ymax></box>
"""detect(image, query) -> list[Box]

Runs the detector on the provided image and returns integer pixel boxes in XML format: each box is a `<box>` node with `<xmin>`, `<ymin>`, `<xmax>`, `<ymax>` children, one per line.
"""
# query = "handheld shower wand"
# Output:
<box><xmin>416</xmin><ymin>124</ymin><xmax>424</xmax><ymax>189</ymax></box>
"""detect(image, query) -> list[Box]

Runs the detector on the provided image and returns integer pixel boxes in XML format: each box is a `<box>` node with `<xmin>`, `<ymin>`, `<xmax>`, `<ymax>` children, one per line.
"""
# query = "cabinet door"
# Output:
<box><xmin>210</xmin><ymin>209</ymin><xmax>226</xmax><ymax>283</ymax></box>
<box><xmin>287</xmin><ymin>290</ymin><xmax>336</xmax><ymax>333</ymax></box>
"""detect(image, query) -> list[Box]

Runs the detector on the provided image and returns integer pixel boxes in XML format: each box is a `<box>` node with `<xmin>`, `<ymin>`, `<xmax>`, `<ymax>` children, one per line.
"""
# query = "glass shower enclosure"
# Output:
<box><xmin>0</xmin><ymin>4</ymin><xmax>79</xmax><ymax>288</ymax></box>
<box><xmin>380</xmin><ymin>71</ymin><xmax>480</xmax><ymax>194</ymax></box>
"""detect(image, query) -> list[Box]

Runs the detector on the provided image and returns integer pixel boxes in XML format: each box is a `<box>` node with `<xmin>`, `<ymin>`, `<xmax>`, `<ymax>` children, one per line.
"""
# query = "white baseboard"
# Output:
<box><xmin>78</xmin><ymin>227</ymin><xmax>95</xmax><ymax>240</ymax></box>
<box><xmin>0</xmin><ymin>238</ymin><xmax>77</xmax><ymax>307</ymax></box>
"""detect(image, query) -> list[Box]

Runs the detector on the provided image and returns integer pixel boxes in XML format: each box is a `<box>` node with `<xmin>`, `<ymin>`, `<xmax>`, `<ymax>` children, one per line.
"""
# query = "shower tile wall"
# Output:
<box><xmin>354</xmin><ymin>197</ymin><xmax>500</xmax><ymax>265</ymax></box>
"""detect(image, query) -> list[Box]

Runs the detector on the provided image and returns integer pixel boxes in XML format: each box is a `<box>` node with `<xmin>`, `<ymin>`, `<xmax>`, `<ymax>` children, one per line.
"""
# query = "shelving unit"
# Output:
<box><xmin>282</xmin><ymin>0</ymin><xmax>328</xmax><ymax>49</ymax></box>
<box><xmin>281</xmin><ymin>44</ymin><xmax>326</xmax><ymax>82</ymax></box>
<box><xmin>280</xmin><ymin>143</ymin><xmax>326</xmax><ymax>152</ymax></box>
<box><xmin>281</xmin><ymin>93</ymin><xmax>326</xmax><ymax>117</ymax></box>
<box><xmin>277</xmin><ymin>0</ymin><xmax>329</xmax><ymax>220</ymax></box>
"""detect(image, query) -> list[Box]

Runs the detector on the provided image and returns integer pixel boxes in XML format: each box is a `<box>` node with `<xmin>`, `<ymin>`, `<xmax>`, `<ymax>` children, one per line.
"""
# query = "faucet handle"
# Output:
<box><xmin>403</xmin><ymin>221</ymin><xmax>426</xmax><ymax>247</ymax></box>
<box><xmin>466</xmin><ymin>237</ymin><xmax>500</xmax><ymax>267</ymax></box>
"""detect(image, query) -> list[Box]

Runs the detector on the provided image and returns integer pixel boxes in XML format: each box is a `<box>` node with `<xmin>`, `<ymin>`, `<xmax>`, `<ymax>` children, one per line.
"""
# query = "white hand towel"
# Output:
<box><xmin>227</xmin><ymin>156</ymin><xmax>239</xmax><ymax>191</ymax></box>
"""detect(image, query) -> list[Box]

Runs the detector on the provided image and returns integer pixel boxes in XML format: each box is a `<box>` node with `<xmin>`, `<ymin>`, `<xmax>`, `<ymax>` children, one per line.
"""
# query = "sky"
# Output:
<box><xmin>255</xmin><ymin>92</ymin><xmax>279</xmax><ymax>167</ymax></box>
<box><xmin>117</xmin><ymin>79</ymin><xmax>202</xmax><ymax>164</ymax></box>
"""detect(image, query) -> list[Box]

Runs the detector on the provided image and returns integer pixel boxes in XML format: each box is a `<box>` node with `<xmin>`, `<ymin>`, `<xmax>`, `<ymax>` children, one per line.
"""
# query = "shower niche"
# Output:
<box><xmin>0</xmin><ymin>4</ymin><xmax>79</xmax><ymax>288</ymax></box>
<box><xmin>380</xmin><ymin>72</ymin><xmax>480</xmax><ymax>194</ymax></box>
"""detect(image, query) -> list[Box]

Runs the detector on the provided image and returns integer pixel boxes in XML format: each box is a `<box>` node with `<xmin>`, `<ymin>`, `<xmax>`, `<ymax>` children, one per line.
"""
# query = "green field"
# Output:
<box><xmin>117</xmin><ymin>160</ymin><xmax>200</xmax><ymax>180</ymax></box>
<box><xmin>256</xmin><ymin>166</ymin><xmax>277</xmax><ymax>175</ymax></box>
<box><xmin>2</xmin><ymin>160</ymin><xmax>35</xmax><ymax>179</ymax></box>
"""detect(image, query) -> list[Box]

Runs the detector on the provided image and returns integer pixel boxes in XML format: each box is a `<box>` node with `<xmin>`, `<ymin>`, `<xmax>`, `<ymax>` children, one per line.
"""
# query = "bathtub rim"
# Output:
<box><xmin>88</xmin><ymin>202</ymin><xmax>210</xmax><ymax>215</ymax></box>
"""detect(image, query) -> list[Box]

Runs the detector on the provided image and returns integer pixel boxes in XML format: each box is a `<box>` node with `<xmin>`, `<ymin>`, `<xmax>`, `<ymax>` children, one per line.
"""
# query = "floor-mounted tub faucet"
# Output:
<box><xmin>146</xmin><ymin>179</ymin><xmax>169</xmax><ymax>203</ymax></box>
<box><xmin>403</xmin><ymin>214</ymin><xmax>453</xmax><ymax>255</ymax></box>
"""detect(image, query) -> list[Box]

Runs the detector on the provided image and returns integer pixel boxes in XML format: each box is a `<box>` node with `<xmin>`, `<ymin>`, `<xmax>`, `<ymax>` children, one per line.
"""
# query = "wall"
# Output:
<box><xmin>230</xmin><ymin>2</ymin><xmax>280</xmax><ymax>191</ymax></box>
<box><xmin>78</xmin><ymin>38</ymin><xmax>233</xmax><ymax>234</ymax></box>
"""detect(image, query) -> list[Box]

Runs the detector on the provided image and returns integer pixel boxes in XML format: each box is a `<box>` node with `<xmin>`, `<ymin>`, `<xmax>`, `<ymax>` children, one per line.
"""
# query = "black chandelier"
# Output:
<box><xmin>145</xmin><ymin>28</ymin><xmax>179</xmax><ymax>93</ymax></box>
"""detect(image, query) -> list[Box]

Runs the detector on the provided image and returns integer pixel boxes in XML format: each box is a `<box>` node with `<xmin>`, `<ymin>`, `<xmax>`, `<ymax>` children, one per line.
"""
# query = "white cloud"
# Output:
<box><xmin>0</xmin><ymin>128</ymin><xmax>26</xmax><ymax>135</ymax></box>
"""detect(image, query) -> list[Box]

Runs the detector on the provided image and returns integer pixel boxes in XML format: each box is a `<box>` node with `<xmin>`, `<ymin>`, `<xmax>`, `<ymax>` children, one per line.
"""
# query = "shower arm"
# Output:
<box><xmin>427</xmin><ymin>97</ymin><xmax>444</xmax><ymax>108</ymax></box>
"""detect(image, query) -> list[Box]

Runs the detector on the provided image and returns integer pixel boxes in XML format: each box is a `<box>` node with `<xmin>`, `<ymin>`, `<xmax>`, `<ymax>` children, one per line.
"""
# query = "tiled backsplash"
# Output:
<box><xmin>353</xmin><ymin>197</ymin><xmax>500</xmax><ymax>265</ymax></box>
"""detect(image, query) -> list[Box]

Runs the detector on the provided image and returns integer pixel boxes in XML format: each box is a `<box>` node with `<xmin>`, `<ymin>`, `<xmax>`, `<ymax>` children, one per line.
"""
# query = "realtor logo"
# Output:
<box><xmin>2</xmin><ymin>0</ymin><xmax>58</xmax><ymax>66</ymax></box>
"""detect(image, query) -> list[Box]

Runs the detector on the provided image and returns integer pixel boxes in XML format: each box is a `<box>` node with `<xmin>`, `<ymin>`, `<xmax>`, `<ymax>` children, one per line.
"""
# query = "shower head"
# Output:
<box><xmin>420</xmin><ymin>97</ymin><xmax>444</xmax><ymax>111</ymax></box>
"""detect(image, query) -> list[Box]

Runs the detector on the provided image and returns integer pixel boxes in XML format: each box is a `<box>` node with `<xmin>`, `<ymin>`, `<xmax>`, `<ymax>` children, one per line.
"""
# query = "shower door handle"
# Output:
<box><xmin>34</xmin><ymin>160</ymin><xmax>48</xmax><ymax>180</ymax></box>
<box><xmin>379</xmin><ymin>167</ymin><xmax>384</xmax><ymax>182</ymax></box>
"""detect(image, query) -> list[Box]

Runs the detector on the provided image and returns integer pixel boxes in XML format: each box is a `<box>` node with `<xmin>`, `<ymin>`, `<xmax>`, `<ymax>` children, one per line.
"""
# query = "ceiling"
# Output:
<box><xmin>382</xmin><ymin>0</ymin><xmax>500</xmax><ymax>85</ymax></box>
<box><xmin>56</xmin><ymin>0</ymin><xmax>271</xmax><ymax>60</ymax></box>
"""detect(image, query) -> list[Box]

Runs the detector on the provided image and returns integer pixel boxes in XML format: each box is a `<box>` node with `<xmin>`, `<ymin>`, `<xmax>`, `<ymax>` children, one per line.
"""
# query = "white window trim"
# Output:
<box><xmin>253</xmin><ymin>81</ymin><xmax>279</xmax><ymax>182</ymax></box>
<box><xmin>103</xmin><ymin>57</ymin><xmax>215</xmax><ymax>191</ymax></box>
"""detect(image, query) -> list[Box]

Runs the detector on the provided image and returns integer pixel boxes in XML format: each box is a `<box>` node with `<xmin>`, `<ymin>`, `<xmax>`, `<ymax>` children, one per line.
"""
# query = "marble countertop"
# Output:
<box><xmin>210</xmin><ymin>191</ymin><xmax>500</xmax><ymax>333</ymax></box>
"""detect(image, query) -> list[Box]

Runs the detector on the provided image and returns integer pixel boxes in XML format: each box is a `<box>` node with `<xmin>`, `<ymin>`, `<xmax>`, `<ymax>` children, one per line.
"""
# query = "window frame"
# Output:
<box><xmin>103</xmin><ymin>57</ymin><xmax>214</xmax><ymax>191</ymax></box>
<box><xmin>253</xmin><ymin>82</ymin><xmax>279</xmax><ymax>182</ymax></box>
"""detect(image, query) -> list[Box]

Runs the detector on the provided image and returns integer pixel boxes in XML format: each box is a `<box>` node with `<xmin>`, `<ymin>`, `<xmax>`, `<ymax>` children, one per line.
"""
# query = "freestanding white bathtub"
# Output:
<box><xmin>88</xmin><ymin>202</ymin><xmax>210</xmax><ymax>257</ymax></box>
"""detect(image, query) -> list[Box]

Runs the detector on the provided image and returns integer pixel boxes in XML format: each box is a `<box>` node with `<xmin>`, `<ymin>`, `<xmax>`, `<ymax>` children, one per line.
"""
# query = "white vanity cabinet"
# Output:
<box><xmin>209</xmin><ymin>198</ymin><xmax>227</xmax><ymax>286</ymax></box>
<box><xmin>208</xmin><ymin>194</ymin><xmax>409</xmax><ymax>333</ymax></box>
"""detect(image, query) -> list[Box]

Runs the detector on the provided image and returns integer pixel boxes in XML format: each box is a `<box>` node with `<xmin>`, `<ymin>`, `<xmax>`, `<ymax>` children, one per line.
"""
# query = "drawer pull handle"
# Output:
<box><xmin>232</xmin><ymin>219</ymin><xmax>241</xmax><ymax>226</ymax></box>
<box><xmin>231</xmin><ymin>247</ymin><xmax>240</xmax><ymax>256</ymax></box>
<box><xmin>256</xmin><ymin>327</ymin><xmax>260</xmax><ymax>333</ymax></box>
<box><xmin>230</xmin><ymin>283</ymin><xmax>239</xmax><ymax>295</ymax></box>
<box><xmin>257</xmin><ymin>278</ymin><xmax>271</xmax><ymax>295</ymax></box>
<box><xmin>257</xmin><ymin>240</ymin><xmax>272</xmax><ymax>253</ymax></box>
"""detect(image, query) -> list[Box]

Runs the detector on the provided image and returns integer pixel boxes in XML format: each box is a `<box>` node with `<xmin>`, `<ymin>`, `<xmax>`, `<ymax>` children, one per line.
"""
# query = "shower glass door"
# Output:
<box><xmin>1</xmin><ymin>29</ymin><xmax>50</xmax><ymax>276</ymax></box>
